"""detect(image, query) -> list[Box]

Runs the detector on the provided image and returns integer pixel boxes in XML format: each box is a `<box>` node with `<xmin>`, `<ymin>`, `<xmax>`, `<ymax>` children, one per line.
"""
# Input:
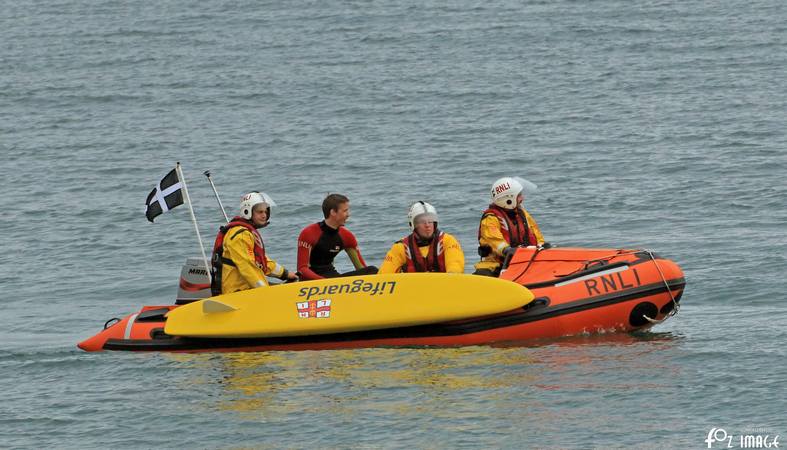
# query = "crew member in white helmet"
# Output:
<box><xmin>379</xmin><ymin>201</ymin><xmax>464</xmax><ymax>274</ymax></box>
<box><xmin>474</xmin><ymin>177</ymin><xmax>546</xmax><ymax>276</ymax></box>
<box><xmin>209</xmin><ymin>192</ymin><xmax>297</xmax><ymax>295</ymax></box>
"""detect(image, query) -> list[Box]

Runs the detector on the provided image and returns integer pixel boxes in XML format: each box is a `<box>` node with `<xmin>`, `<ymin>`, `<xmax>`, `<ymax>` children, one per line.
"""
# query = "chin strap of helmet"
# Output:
<box><xmin>414</xmin><ymin>227</ymin><xmax>437</xmax><ymax>246</ymax></box>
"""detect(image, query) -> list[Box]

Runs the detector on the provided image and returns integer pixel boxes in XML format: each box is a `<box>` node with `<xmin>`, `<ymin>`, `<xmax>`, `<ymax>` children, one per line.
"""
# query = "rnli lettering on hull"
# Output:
<box><xmin>584</xmin><ymin>267</ymin><xmax>642</xmax><ymax>296</ymax></box>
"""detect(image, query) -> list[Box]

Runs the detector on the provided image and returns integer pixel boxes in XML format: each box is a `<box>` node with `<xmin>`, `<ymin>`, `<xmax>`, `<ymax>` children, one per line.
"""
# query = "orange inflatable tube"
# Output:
<box><xmin>78</xmin><ymin>247</ymin><xmax>685</xmax><ymax>352</ymax></box>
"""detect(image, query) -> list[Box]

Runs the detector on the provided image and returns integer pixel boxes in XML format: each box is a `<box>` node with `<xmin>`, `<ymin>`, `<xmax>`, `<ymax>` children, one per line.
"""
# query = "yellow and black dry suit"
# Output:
<box><xmin>379</xmin><ymin>231</ymin><xmax>465</xmax><ymax>274</ymax></box>
<box><xmin>474</xmin><ymin>205</ymin><xmax>544</xmax><ymax>275</ymax></box>
<box><xmin>211</xmin><ymin>219</ymin><xmax>290</xmax><ymax>295</ymax></box>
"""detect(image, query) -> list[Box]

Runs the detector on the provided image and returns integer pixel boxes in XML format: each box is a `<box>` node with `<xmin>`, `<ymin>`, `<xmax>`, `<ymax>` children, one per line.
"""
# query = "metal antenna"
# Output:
<box><xmin>204</xmin><ymin>170</ymin><xmax>229</xmax><ymax>223</ymax></box>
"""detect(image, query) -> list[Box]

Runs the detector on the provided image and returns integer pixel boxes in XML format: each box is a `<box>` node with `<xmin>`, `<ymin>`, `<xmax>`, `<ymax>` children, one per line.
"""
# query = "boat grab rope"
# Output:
<box><xmin>510</xmin><ymin>246</ymin><xmax>639</xmax><ymax>283</ymax></box>
<box><xmin>507</xmin><ymin>247</ymin><xmax>681</xmax><ymax>324</ymax></box>
<box><xmin>551</xmin><ymin>248</ymin><xmax>638</xmax><ymax>278</ymax></box>
<box><xmin>642</xmin><ymin>250</ymin><xmax>680</xmax><ymax>324</ymax></box>
<box><xmin>570</xmin><ymin>248</ymin><xmax>680</xmax><ymax>324</ymax></box>
<box><xmin>503</xmin><ymin>245</ymin><xmax>545</xmax><ymax>281</ymax></box>
<box><xmin>585</xmin><ymin>248</ymin><xmax>640</xmax><ymax>266</ymax></box>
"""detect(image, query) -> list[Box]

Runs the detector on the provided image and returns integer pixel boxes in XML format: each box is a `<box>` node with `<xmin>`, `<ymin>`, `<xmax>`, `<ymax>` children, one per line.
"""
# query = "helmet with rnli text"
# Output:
<box><xmin>407</xmin><ymin>201</ymin><xmax>438</xmax><ymax>231</ymax></box>
<box><xmin>239</xmin><ymin>191</ymin><xmax>277</xmax><ymax>221</ymax></box>
<box><xmin>491</xmin><ymin>177</ymin><xmax>537</xmax><ymax>209</ymax></box>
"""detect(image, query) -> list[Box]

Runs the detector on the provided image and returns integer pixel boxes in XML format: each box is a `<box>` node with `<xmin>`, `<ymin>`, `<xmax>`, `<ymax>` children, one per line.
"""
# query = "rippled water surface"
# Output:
<box><xmin>2</xmin><ymin>0</ymin><xmax>786</xmax><ymax>448</ymax></box>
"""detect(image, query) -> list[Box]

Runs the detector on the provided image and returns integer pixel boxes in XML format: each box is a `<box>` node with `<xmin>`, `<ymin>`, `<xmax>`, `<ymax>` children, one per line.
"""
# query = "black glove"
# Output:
<box><xmin>540</xmin><ymin>242</ymin><xmax>553</xmax><ymax>250</ymax></box>
<box><xmin>502</xmin><ymin>246</ymin><xmax>517</xmax><ymax>257</ymax></box>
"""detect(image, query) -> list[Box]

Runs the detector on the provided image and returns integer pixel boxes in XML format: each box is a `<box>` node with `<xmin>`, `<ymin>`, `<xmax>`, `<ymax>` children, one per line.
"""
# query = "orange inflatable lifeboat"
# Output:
<box><xmin>78</xmin><ymin>247</ymin><xmax>685</xmax><ymax>352</ymax></box>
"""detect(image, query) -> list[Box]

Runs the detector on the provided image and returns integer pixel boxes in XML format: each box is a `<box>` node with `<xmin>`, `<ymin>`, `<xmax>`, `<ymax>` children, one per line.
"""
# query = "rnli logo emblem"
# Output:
<box><xmin>296</xmin><ymin>299</ymin><xmax>331</xmax><ymax>318</ymax></box>
<box><xmin>494</xmin><ymin>182</ymin><xmax>510</xmax><ymax>195</ymax></box>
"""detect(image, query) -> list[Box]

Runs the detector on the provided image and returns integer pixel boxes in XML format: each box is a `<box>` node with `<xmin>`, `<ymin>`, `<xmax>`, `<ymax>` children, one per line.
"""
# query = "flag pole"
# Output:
<box><xmin>203</xmin><ymin>170</ymin><xmax>229</xmax><ymax>223</ymax></box>
<box><xmin>176</xmin><ymin>162</ymin><xmax>212</xmax><ymax>283</ymax></box>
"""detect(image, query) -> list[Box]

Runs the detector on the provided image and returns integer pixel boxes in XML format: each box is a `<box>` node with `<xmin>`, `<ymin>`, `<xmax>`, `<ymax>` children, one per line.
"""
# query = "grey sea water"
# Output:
<box><xmin>1</xmin><ymin>0</ymin><xmax>786</xmax><ymax>448</ymax></box>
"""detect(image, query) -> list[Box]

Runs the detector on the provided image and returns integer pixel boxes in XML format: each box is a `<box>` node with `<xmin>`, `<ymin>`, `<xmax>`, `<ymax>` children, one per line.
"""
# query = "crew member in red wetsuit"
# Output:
<box><xmin>297</xmin><ymin>193</ymin><xmax>378</xmax><ymax>280</ymax></box>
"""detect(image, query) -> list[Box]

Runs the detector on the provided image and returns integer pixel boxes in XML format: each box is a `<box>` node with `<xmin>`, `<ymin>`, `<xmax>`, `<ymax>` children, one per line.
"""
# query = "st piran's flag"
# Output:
<box><xmin>145</xmin><ymin>167</ymin><xmax>184</xmax><ymax>222</ymax></box>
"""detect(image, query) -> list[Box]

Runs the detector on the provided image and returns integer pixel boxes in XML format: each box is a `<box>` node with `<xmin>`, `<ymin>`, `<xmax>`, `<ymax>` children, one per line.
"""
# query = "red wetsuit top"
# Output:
<box><xmin>297</xmin><ymin>221</ymin><xmax>368</xmax><ymax>280</ymax></box>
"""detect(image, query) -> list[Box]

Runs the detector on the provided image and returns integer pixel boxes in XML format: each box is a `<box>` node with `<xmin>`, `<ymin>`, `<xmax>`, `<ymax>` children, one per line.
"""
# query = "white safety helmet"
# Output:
<box><xmin>239</xmin><ymin>191</ymin><xmax>277</xmax><ymax>220</ymax></box>
<box><xmin>407</xmin><ymin>201</ymin><xmax>439</xmax><ymax>231</ymax></box>
<box><xmin>491</xmin><ymin>177</ymin><xmax>537</xmax><ymax>209</ymax></box>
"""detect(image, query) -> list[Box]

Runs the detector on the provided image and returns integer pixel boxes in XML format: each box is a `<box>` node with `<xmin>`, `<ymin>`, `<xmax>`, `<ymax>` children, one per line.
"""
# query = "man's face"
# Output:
<box><xmin>330</xmin><ymin>202</ymin><xmax>350</xmax><ymax>226</ymax></box>
<box><xmin>414</xmin><ymin>220</ymin><xmax>435</xmax><ymax>240</ymax></box>
<box><xmin>251</xmin><ymin>204</ymin><xmax>269</xmax><ymax>227</ymax></box>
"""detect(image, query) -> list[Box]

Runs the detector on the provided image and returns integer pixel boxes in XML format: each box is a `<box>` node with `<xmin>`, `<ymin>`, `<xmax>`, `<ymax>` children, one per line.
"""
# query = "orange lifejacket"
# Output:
<box><xmin>479</xmin><ymin>204</ymin><xmax>537</xmax><ymax>247</ymax></box>
<box><xmin>401</xmin><ymin>231</ymin><xmax>447</xmax><ymax>273</ymax></box>
<box><xmin>210</xmin><ymin>217</ymin><xmax>268</xmax><ymax>295</ymax></box>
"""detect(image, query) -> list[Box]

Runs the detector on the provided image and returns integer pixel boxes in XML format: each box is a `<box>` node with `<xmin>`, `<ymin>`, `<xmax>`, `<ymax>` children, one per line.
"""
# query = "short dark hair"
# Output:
<box><xmin>322</xmin><ymin>193</ymin><xmax>349</xmax><ymax>218</ymax></box>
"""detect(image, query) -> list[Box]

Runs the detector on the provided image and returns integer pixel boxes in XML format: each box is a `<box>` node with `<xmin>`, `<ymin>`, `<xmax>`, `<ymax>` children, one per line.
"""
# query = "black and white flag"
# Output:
<box><xmin>145</xmin><ymin>167</ymin><xmax>184</xmax><ymax>222</ymax></box>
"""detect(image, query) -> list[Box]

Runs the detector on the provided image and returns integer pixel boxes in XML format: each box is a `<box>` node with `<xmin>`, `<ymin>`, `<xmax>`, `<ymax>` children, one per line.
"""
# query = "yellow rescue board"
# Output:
<box><xmin>164</xmin><ymin>273</ymin><xmax>534</xmax><ymax>338</ymax></box>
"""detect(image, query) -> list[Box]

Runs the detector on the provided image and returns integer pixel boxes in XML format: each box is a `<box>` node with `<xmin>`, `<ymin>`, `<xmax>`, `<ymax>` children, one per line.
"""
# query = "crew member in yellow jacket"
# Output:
<box><xmin>474</xmin><ymin>177</ymin><xmax>546</xmax><ymax>276</ymax></box>
<box><xmin>209</xmin><ymin>192</ymin><xmax>297</xmax><ymax>295</ymax></box>
<box><xmin>379</xmin><ymin>201</ymin><xmax>464</xmax><ymax>273</ymax></box>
